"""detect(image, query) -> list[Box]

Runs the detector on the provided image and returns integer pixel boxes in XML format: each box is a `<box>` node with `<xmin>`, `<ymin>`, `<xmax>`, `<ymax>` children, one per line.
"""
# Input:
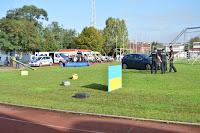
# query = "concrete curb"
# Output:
<box><xmin>0</xmin><ymin>102</ymin><xmax>199</xmax><ymax>126</ymax></box>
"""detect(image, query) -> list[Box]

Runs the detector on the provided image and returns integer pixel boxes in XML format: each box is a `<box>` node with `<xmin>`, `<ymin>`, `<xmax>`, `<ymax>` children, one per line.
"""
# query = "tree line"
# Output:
<box><xmin>0</xmin><ymin>5</ymin><xmax>128</xmax><ymax>56</ymax></box>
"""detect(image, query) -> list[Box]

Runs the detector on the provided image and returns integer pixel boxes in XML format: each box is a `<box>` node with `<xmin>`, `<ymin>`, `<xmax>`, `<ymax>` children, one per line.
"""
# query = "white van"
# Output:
<box><xmin>49</xmin><ymin>52</ymin><xmax>67</xmax><ymax>64</ymax></box>
<box><xmin>35</xmin><ymin>52</ymin><xmax>67</xmax><ymax>64</ymax></box>
<box><xmin>35</xmin><ymin>52</ymin><xmax>49</xmax><ymax>57</ymax></box>
<box><xmin>20</xmin><ymin>55</ymin><xmax>35</xmax><ymax>63</ymax></box>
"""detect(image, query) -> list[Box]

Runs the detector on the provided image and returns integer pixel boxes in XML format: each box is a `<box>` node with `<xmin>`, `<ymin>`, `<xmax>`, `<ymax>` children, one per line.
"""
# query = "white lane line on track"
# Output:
<box><xmin>0</xmin><ymin>116</ymin><xmax>105</xmax><ymax>133</ymax></box>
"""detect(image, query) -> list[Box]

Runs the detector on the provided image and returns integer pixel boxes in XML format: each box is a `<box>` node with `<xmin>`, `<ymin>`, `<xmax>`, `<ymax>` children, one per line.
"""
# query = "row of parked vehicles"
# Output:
<box><xmin>0</xmin><ymin>51</ymin><xmax>159</xmax><ymax>70</ymax></box>
<box><xmin>25</xmin><ymin>51</ymin><xmax>114</xmax><ymax>67</ymax></box>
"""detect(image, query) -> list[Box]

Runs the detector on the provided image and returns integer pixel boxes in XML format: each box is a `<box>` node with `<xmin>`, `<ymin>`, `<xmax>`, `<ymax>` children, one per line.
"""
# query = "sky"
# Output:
<box><xmin>0</xmin><ymin>0</ymin><xmax>200</xmax><ymax>43</ymax></box>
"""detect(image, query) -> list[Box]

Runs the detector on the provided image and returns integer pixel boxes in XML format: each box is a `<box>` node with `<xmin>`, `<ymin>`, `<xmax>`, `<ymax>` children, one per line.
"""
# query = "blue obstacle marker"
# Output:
<box><xmin>61</xmin><ymin>62</ymin><xmax>90</xmax><ymax>67</ymax></box>
<box><xmin>108</xmin><ymin>65</ymin><xmax>122</xmax><ymax>92</ymax></box>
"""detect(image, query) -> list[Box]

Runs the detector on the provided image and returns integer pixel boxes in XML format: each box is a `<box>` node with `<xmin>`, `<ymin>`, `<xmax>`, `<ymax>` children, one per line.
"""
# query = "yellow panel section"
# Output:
<box><xmin>21</xmin><ymin>71</ymin><xmax>28</xmax><ymax>75</ymax></box>
<box><xmin>109</xmin><ymin>77</ymin><xmax>121</xmax><ymax>91</ymax></box>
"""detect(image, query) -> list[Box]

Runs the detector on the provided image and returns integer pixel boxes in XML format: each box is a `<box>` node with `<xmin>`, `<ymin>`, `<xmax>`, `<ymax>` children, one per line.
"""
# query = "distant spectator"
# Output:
<box><xmin>10</xmin><ymin>56</ymin><xmax>13</xmax><ymax>67</ymax></box>
<box><xmin>83</xmin><ymin>54</ymin><xmax>86</xmax><ymax>62</ymax></box>
<box><xmin>16</xmin><ymin>56</ymin><xmax>20</xmax><ymax>68</ymax></box>
<box><xmin>6</xmin><ymin>55</ymin><xmax>9</xmax><ymax>66</ymax></box>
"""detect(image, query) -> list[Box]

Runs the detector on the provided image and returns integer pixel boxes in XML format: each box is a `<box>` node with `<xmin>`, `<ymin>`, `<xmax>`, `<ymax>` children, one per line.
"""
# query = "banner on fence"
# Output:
<box><xmin>108</xmin><ymin>65</ymin><xmax>122</xmax><ymax>92</ymax></box>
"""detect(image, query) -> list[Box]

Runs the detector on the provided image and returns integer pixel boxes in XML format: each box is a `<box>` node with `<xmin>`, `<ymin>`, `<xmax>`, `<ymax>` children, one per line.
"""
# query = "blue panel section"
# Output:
<box><xmin>61</xmin><ymin>62</ymin><xmax>90</xmax><ymax>67</ymax></box>
<box><xmin>108</xmin><ymin>65</ymin><xmax>122</xmax><ymax>79</ymax></box>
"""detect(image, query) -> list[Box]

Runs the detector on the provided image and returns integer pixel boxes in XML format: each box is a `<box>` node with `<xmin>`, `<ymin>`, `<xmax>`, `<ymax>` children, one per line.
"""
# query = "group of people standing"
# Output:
<box><xmin>151</xmin><ymin>46</ymin><xmax>177</xmax><ymax>74</ymax></box>
<box><xmin>5</xmin><ymin>56</ymin><xmax>20</xmax><ymax>68</ymax></box>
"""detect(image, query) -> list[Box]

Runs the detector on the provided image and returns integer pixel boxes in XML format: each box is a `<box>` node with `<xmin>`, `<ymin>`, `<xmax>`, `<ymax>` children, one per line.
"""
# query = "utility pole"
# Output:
<box><xmin>132</xmin><ymin>39</ymin><xmax>134</xmax><ymax>54</ymax></box>
<box><xmin>142</xmin><ymin>35</ymin><xmax>144</xmax><ymax>53</ymax></box>
<box><xmin>150</xmin><ymin>34</ymin><xmax>152</xmax><ymax>53</ymax></box>
<box><xmin>136</xmin><ymin>35</ymin><xmax>137</xmax><ymax>53</ymax></box>
<box><xmin>116</xmin><ymin>36</ymin><xmax>118</xmax><ymax>57</ymax></box>
<box><xmin>61</xmin><ymin>25</ymin><xmax>64</xmax><ymax>49</ymax></box>
<box><xmin>130</xmin><ymin>39</ymin><xmax>131</xmax><ymax>54</ymax></box>
<box><xmin>123</xmin><ymin>35</ymin><xmax>124</xmax><ymax>55</ymax></box>
<box><xmin>91</xmin><ymin>0</ymin><xmax>96</xmax><ymax>28</ymax></box>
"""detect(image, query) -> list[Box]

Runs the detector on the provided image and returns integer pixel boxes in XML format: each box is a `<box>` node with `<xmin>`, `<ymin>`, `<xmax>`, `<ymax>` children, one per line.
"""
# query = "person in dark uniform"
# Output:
<box><xmin>160</xmin><ymin>49</ymin><xmax>168</xmax><ymax>74</ymax></box>
<box><xmin>150</xmin><ymin>48</ymin><xmax>161</xmax><ymax>74</ymax></box>
<box><xmin>16</xmin><ymin>56</ymin><xmax>20</xmax><ymax>68</ymax></box>
<box><xmin>169</xmin><ymin>46</ymin><xmax>177</xmax><ymax>73</ymax></box>
<box><xmin>6</xmin><ymin>55</ymin><xmax>9</xmax><ymax>66</ymax></box>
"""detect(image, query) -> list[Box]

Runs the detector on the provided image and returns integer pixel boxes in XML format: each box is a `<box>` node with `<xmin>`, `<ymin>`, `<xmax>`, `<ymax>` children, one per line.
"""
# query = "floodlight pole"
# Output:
<box><xmin>123</xmin><ymin>35</ymin><xmax>124</xmax><ymax>55</ymax></box>
<box><xmin>142</xmin><ymin>35</ymin><xmax>144</xmax><ymax>53</ymax></box>
<box><xmin>150</xmin><ymin>34</ymin><xmax>152</xmax><ymax>53</ymax></box>
<box><xmin>130</xmin><ymin>38</ymin><xmax>131</xmax><ymax>54</ymax></box>
<box><xmin>184</xmin><ymin>30</ymin><xmax>186</xmax><ymax>64</ymax></box>
<box><xmin>120</xmin><ymin>48</ymin><xmax>121</xmax><ymax>62</ymax></box>
<box><xmin>133</xmin><ymin>40</ymin><xmax>134</xmax><ymax>54</ymax></box>
<box><xmin>116</xmin><ymin>36</ymin><xmax>118</xmax><ymax>57</ymax></box>
<box><xmin>136</xmin><ymin>35</ymin><xmax>137</xmax><ymax>53</ymax></box>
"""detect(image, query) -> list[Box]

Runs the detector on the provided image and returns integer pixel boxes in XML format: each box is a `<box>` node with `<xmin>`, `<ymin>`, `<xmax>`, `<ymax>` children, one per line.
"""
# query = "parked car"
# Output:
<box><xmin>122</xmin><ymin>53</ymin><xmax>160</xmax><ymax>70</ymax></box>
<box><xmin>85</xmin><ymin>54</ymin><xmax>94</xmax><ymax>62</ymax></box>
<box><xmin>29</xmin><ymin>56</ymin><xmax>53</xmax><ymax>67</ymax></box>
<box><xmin>20</xmin><ymin>55</ymin><xmax>35</xmax><ymax>63</ymax></box>
<box><xmin>102</xmin><ymin>56</ymin><xmax>114</xmax><ymax>62</ymax></box>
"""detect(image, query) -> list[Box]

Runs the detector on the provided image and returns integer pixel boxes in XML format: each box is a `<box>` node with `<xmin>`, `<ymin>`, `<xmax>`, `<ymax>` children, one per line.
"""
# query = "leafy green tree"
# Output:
<box><xmin>42</xmin><ymin>27</ymin><xmax>58</xmax><ymax>51</ymax></box>
<box><xmin>189</xmin><ymin>36</ymin><xmax>200</xmax><ymax>45</ymax></box>
<box><xmin>48</xmin><ymin>21</ymin><xmax>63</xmax><ymax>49</ymax></box>
<box><xmin>6</xmin><ymin>5</ymin><xmax>48</xmax><ymax>26</ymax></box>
<box><xmin>151</xmin><ymin>41</ymin><xmax>158</xmax><ymax>52</ymax></box>
<box><xmin>63</xmin><ymin>29</ymin><xmax>77</xmax><ymax>49</ymax></box>
<box><xmin>49</xmin><ymin>21</ymin><xmax>62</xmax><ymax>40</ymax></box>
<box><xmin>0</xmin><ymin>32</ymin><xmax>17</xmax><ymax>51</ymax></box>
<box><xmin>76</xmin><ymin>27</ymin><xmax>103</xmax><ymax>51</ymax></box>
<box><xmin>0</xmin><ymin>18</ymin><xmax>43</xmax><ymax>51</ymax></box>
<box><xmin>103</xmin><ymin>17</ymin><xmax>128</xmax><ymax>55</ymax></box>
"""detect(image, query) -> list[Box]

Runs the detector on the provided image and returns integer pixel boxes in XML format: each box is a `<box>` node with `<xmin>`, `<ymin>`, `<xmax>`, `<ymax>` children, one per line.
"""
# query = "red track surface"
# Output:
<box><xmin>0</xmin><ymin>104</ymin><xmax>199</xmax><ymax>133</ymax></box>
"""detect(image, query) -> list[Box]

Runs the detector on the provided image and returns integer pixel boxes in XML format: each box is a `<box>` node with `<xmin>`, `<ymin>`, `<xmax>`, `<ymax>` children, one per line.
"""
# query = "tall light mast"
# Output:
<box><xmin>91</xmin><ymin>0</ymin><xmax>96</xmax><ymax>28</ymax></box>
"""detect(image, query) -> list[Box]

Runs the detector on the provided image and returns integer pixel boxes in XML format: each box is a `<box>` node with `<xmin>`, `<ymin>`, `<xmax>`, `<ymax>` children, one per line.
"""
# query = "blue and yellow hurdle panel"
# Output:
<box><xmin>108</xmin><ymin>65</ymin><xmax>122</xmax><ymax>92</ymax></box>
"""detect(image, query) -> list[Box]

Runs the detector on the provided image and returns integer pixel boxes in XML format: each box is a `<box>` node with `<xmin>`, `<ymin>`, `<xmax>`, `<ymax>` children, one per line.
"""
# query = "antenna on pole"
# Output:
<box><xmin>91</xmin><ymin>0</ymin><xmax>96</xmax><ymax>28</ymax></box>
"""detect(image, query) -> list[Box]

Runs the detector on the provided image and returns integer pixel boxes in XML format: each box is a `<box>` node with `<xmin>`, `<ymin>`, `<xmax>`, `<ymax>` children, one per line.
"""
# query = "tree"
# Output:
<box><xmin>42</xmin><ymin>27</ymin><xmax>58</xmax><ymax>51</ymax></box>
<box><xmin>48</xmin><ymin>21</ymin><xmax>63</xmax><ymax>49</ymax></box>
<box><xmin>189</xmin><ymin>36</ymin><xmax>200</xmax><ymax>45</ymax></box>
<box><xmin>63</xmin><ymin>29</ymin><xmax>77</xmax><ymax>49</ymax></box>
<box><xmin>0</xmin><ymin>18</ymin><xmax>43</xmax><ymax>51</ymax></box>
<box><xmin>6</xmin><ymin>5</ymin><xmax>48</xmax><ymax>26</ymax></box>
<box><xmin>76</xmin><ymin>27</ymin><xmax>103</xmax><ymax>51</ymax></box>
<box><xmin>103</xmin><ymin>17</ymin><xmax>128</xmax><ymax>56</ymax></box>
<box><xmin>0</xmin><ymin>32</ymin><xmax>17</xmax><ymax>51</ymax></box>
<box><xmin>151</xmin><ymin>41</ymin><xmax>158</xmax><ymax>52</ymax></box>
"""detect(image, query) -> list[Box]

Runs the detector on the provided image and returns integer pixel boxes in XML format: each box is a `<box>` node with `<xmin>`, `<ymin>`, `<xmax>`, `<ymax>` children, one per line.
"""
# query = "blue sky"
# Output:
<box><xmin>0</xmin><ymin>0</ymin><xmax>200</xmax><ymax>43</ymax></box>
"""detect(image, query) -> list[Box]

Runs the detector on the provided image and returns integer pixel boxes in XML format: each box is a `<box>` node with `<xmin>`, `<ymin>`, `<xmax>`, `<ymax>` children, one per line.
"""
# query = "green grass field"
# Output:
<box><xmin>0</xmin><ymin>67</ymin><xmax>14</xmax><ymax>69</ymax></box>
<box><xmin>0</xmin><ymin>61</ymin><xmax>200</xmax><ymax>123</ymax></box>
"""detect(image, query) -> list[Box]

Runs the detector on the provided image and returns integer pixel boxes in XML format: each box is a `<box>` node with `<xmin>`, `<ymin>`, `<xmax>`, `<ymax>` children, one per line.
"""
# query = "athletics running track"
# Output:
<box><xmin>0</xmin><ymin>104</ymin><xmax>199</xmax><ymax>133</ymax></box>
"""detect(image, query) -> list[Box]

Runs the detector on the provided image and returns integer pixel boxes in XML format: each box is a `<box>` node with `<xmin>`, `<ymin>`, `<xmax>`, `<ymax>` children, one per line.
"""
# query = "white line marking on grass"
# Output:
<box><xmin>0</xmin><ymin>116</ymin><xmax>105</xmax><ymax>133</ymax></box>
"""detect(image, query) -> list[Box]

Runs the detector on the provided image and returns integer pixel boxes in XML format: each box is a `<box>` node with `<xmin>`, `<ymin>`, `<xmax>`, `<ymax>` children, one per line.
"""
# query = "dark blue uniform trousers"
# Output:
<box><xmin>151</xmin><ymin>60</ymin><xmax>158</xmax><ymax>74</ymax></box>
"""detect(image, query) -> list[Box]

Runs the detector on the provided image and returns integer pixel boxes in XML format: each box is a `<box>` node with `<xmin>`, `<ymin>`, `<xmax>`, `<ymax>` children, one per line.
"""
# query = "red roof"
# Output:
<box><xmin>77</xmin><ymin>49</ymin><xmax>91</xmax><ymax>52</ymax></box>
<box><xmin>59</xmin><ymin>49</ymin><xmax>77</xmax><ymax>52</ymax></box>
<box><xmin>59</xmin><ymin>49</ymin><xmax>91</xmax><ymax>52</ymax></box>
<box><xmin>189</xmin><ymin>48</ymin><xmax>200</xmax><ymax>51</ymax></box>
